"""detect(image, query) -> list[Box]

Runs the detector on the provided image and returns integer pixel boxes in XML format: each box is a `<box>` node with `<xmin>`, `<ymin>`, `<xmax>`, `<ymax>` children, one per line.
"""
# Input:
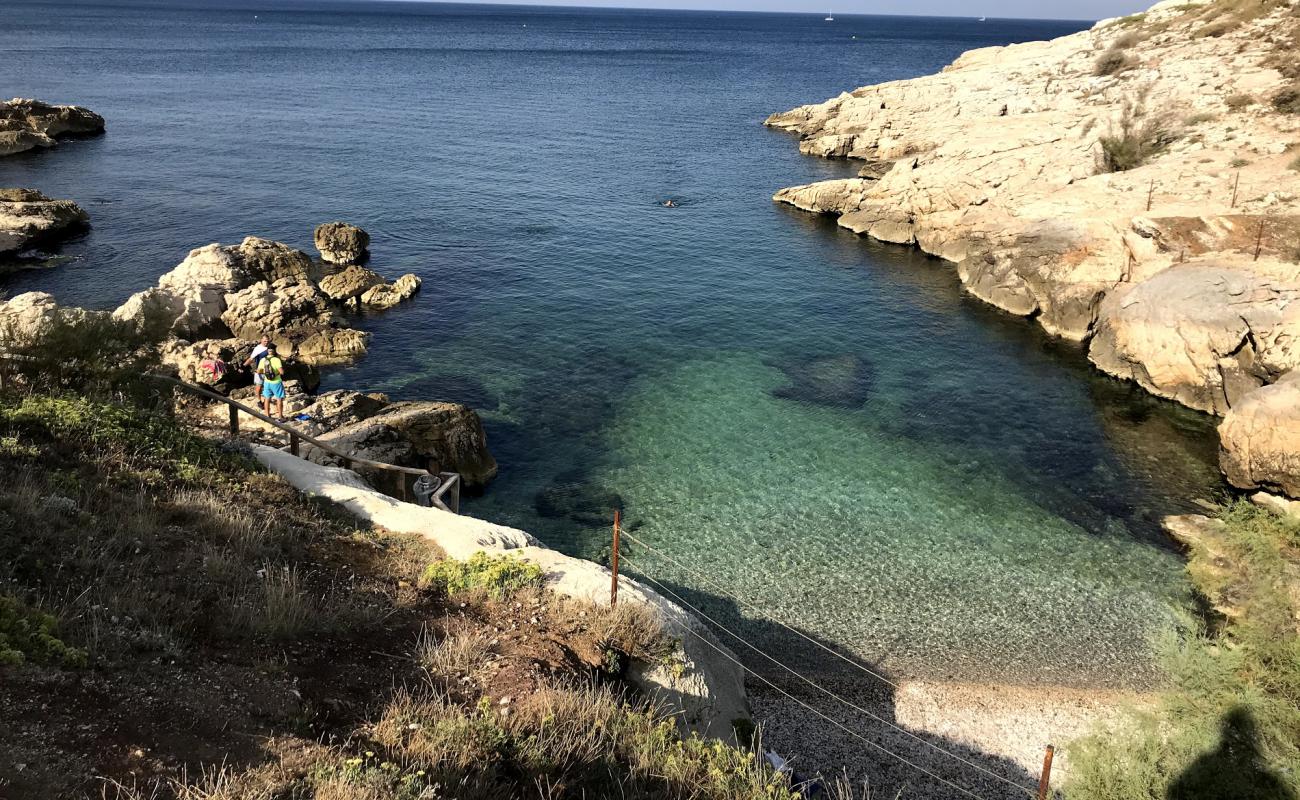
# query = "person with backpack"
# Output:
<box><xmin>256</xmin><ymin>342</ymin><xmax>287</xmax><ymax>420</ymax></box>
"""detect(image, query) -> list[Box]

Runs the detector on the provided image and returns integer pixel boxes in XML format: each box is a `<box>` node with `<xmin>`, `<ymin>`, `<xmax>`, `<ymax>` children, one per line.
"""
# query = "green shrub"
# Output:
<box><xmin>1099</xmin><ymin>100</ymin><xmax>1178</xmax><ymax>172</ymax></box>
<box><xmin>0</xmin><ymin>310</ymin><xmax>161</xmax><ymax>399</ymax></box>
<box><xmin>1065</xmin><ymin>504</ymin><xmax>1300</xmax><ymax>800</ymax></box>
<box><xmin>1183</xmin><ymin>111</ymin><xmax>1218</xmax><ymax>125</ymax></box>
<box><xmin>0</xmin><ymin>394</ymin><xmax>235</xmax><ymax>480</ymax></box>
<box><xmin>420</xmin><ymin>553</ymin><xmax>545</xmax><ymax>599</ymax></box>
<box><xmin>0</xmin><ymin>595</ymin><xmax>86</xmax><ymax>668</ymax></box>
<box><xmin>1230</xmin><ymin>157</ymin><xmax>1252</xmax><ymax>167</ymax></box>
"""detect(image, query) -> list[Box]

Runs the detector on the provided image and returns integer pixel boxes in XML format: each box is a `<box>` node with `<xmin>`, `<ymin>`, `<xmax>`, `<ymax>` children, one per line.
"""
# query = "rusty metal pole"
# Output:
<box><xmin>610</xmin><ymin>509</ymin><xmax>621</xmax><ymax>608</ymax></box>
<box><xmin>1037</xmin><ymin>744</ymin><xmax>1055</xmax><ymax>800</ymax></box>
<box><xmin>1231</xmin><ymin>170</ymin><xmax>1241</xmax><ymax>208</ymax></box>
<box><xmin>1253</xmin><ymin>218</ymin><xmax>1266</xmax><ymax>261</ymax></box>
<box><xmin>1146</xmin><ymin>178</ymin><xmax>1155</xmax><ymax>211</ymax></box>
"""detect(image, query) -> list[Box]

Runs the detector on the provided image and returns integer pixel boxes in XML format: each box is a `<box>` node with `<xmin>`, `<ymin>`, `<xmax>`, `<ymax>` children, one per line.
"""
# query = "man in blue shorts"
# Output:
<box><xmin>256</xmin><ymin>342</ymin><xmax>286</xmax><ymax>420</ymax></box>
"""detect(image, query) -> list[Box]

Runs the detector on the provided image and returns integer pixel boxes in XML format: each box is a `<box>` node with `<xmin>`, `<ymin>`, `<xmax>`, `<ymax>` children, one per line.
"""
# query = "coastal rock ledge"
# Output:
<box><xmin>0</xmin><ymin>98</ymin><xmax>105</xmax><ymax>157</ymax></box>
<box><xmin>0</xmin><ymin>188</ymin><xmax>89</xmax><ymax>259</ymax></box>
<box><xmin>766</xmin><ymin>0</ymin><xmax>1300</xmax><ymax>499</ymax></box>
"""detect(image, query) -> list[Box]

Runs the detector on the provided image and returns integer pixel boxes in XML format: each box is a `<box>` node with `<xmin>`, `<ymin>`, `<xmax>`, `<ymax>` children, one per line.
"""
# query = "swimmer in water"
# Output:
<box><xmin>663</xmin><ymin>199</ymin><xmax>677</xmax><ymax>207</ymax></box>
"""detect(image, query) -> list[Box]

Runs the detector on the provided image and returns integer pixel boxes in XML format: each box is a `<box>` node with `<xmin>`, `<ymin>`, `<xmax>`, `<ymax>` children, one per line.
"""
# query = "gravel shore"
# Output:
<box><xmin>750</xmin><ymin>677</ymin><xmax>1150</xmax><ymax>799</ymax></box>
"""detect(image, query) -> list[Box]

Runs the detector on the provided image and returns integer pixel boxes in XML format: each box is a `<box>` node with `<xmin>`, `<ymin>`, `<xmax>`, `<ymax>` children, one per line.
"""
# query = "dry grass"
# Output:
<box><xmin>1098</xmin><ymin>94</ymin><xmax>1179</xmax><ymax>173</ymax></box>
<box><xmin>414</xmin><ymin>624</ymin><xmax>497</xmax><ymax>688</ymax></box>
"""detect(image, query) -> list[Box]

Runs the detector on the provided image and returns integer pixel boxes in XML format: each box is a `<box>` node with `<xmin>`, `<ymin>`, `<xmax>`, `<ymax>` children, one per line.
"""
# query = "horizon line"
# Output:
<box><xmin>34</xmin><ymin>0</ymin><xmax>1104</xmax><ymax>23</ymax></box>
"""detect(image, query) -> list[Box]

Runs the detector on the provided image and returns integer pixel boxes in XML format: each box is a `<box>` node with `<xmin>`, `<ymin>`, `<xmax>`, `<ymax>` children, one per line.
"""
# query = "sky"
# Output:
<box><xmin>425</xmin><ymin>0</ymin><xmax>1152</xmax><ymax>21</ymax></box>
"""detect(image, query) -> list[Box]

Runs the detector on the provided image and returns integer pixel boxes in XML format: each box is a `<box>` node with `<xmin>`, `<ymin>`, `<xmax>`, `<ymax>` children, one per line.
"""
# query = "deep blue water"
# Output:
<box><xmin>1</xmin><ymin>0</ymin><xmax>1224</xmax><ymax>686</ymax></box>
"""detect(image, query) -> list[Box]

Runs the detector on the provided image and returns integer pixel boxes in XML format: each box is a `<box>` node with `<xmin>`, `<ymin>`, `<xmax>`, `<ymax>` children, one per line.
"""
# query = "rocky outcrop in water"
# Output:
<box><xmin>309</xmin><ymin>400</ymin><xmax>499</xmax><ymax>490</ymax></box>
<box><xmin>314</xmin><ymin>221</ymin><xmax>370</xmax><ymax>265</ymax></box>
<box><xmin>0</xmin><ymin>98</ymin><xmax>105</xmax><ymax>157</ymax></box>
<box><xmin>0</xmin><ymin>188</ymin><xmax>88</xmax><ymax>260</ymax></box>
<box><xmin>767</xmin><ymin>0</ymin><xmax>1300</xmax><ymax>499</ymax></box>
<box><xmin>111</xmin><ymin>233</ymin><xmax>423</xmax><ymax>366</ymax></box>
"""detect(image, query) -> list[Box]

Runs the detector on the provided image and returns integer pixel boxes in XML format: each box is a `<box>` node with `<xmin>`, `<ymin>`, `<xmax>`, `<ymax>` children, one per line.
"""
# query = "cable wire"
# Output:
<box><xmin>620</xmin><ymin>556</ymin><xmax>1038</xmax><ymax>798</ymax></box>
<box><xmin>619</xmin><ymin>528</ymin><xmax>897</xmax><ymax>685</ymax></box>
<box><xmin>623</xmin><ymin>562</ymin><xmax>998</xmax><ymax>800</ymax></box>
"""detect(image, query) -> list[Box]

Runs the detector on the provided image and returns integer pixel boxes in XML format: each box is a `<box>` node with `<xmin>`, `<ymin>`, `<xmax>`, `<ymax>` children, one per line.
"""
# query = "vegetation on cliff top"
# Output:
<box><xmin>1066</xmin><ymin>504</ymin><xmax>1300</xmax><ymax>800</ymax></box>
<box><xmin>0</xmin><ymin>368</ymin><xmax>801</xmax><ymax>798</ymax></box>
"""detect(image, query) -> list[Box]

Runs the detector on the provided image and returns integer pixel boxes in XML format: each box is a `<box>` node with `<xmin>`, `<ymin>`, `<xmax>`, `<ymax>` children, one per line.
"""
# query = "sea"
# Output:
<box><xmin>1</xmin><ymin>0</ymin><xmax>1224</xmax><ymax>689</ymax></box>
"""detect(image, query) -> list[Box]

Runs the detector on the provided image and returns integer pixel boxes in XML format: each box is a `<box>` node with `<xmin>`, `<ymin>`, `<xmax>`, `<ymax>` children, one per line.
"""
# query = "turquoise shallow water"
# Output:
<box><xmin>2</xmin><ymin>0</ymin><xmax>1224</xmax><ymax>686</ymax></box>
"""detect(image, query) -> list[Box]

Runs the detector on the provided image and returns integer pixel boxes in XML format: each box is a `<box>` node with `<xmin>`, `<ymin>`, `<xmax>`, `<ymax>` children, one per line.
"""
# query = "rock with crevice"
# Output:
<box><xmin>0</xmin><ymin>188</ymin><xmax>89</xmax><ymax>259</ymax></box>
<box><xmin>0</xmin><ymin>98</ymin><xmax>104</xmax><ymax>158</ymax></box>
<box><xmin>221</xmin><ymin>277</ymin><xmax>338</xmax><ymax>340</ymax></box>
<box><xmin>319</xmin><ymin>264</ymin><xmax>384</xmax><ymax>303</ymax></box>
<box><xmin>308</xmin><ymin>400</ymin><xmax>499</xmax><ymax>490</ymax></box>
<box><xmin>1219</xmin><ymin>371</ymin><xmax>1300</xmax><ymax>498</ymax></box>
<box><xmin>358</xmin><ymin>274</ymin><xmax>421</xmax><ymax>310</ymax></box>
<box><xmin>1089</xmin><ymin>265</ymin><xmax>1300</xmax><ymax>414</ymax></box>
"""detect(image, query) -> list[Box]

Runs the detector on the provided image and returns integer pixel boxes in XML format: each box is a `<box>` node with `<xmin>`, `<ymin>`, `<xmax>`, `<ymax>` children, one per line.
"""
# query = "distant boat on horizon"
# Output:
<box><xmin>825</xmin><ymin>10</ymin><xmax>835</xmax><ymax>21</ymax></box>
<box><xmin>979</xmin><ymin>15</ymin><xmax>987</xmax><ymax>22</ymax></box>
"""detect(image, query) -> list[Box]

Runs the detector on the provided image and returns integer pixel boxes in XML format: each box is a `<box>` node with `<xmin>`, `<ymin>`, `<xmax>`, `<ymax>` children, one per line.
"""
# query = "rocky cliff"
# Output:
<box><xmin>767</xmin><ymin>0</ymin><xmax>1300</xmax><ymax>501</ymax></box>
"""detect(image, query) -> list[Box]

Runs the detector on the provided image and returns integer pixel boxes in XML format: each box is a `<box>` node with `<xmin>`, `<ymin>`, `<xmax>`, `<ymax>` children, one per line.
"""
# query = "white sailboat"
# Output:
<box><xmin>825</xmin><ymin>9</ymin><xmax>835</xmax><ymax>21</ymax></box>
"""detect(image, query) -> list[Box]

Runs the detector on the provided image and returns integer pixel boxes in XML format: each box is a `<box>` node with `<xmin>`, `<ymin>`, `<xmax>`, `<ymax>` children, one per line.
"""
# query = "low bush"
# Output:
<box><xmin>1272</xmin><ymin>84</ymin><xmax>1300</xmax><ymax>114</ymax></box>
<box><xmin>0</xmin><ymin>310</ymin><xmax>162</xmax><ymax>399</ymax></box>
<box><xmin>1095</xmin><ymin>47</ymin><xmax>1138</xmax><ymax>77</ymax></box>
<box><xmin>1183</xmin><ymin>111</ymin><xmax>1217</xmax><ymax>125</ymax></box>
<box><xmin>0</xmin><ymin>595</ymin><xmax>86</xmax><ymax>667</ymax></box>
<box><xmin>420</xmin><ymin>552</ymin><xmax>545</xmax><ymax>599</ymax></box>
<box><xmin>1065</xmin><ymin>504</ymin><xmax>1300</xmax><ymax>800</ymax></box>
<box><xmin>1099</xmin><ymin>99</ymin><xmax>1178</xmax><ymax>172</ymax></box>
<box><xmin>1225</xmin><ymin>92</ymin><xmax>1255</xmax><ymax>110</ymax></box>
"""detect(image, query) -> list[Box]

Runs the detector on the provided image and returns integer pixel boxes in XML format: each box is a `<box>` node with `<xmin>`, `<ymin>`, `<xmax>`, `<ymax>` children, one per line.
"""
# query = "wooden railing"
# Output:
<box><xmin>149</xmin><ymin>374</ymin><xmax>461</xmax><ymax>514</ymax></box>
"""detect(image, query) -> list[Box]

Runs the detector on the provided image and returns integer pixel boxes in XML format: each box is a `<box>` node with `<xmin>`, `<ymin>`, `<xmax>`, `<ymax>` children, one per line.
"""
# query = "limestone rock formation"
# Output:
<box><xmin>113</xmin><ymin>236</ymin><xmax>373</xmax><ymax>365</ymax></box>
<box><xmin>1219</xmin><ymin>372</ymin><xmax>1300</xmax><ymax>498</ymax></box>
<box><xmin>0</xmin><ymin>188</ymin><xmax>88</xmax><ymax>258</ymax></box>
<box><xmin>314</xmin><ymin>221</ymin><xmax>370</xmax><ymax>265</ymax></box>
<box><xmin>766</xmin><ymin>0</ymin><xmax>1300</xmax><ymax>497</ymax></box>
<box><xmin>237</xmin><ymin>236</ymin><xmax>316</xmax><ymax>283</ymax></box>
<box><xmin>0</xmin><ymin>98</ymin><xmax>104</xmax><ymax>158</ymax></box>
<box><xmin>1089</xmin><ymin>265</ymin><xmax>1300</xmax><ymax>414</ymax></box>
<box><xmin>310</xmin><ymin>400</ymin><xmax>499</xmax><ymax>490</ymax></box>
<box><xmin>358</xmin><ymin>273</ymin><xmax>421</xmax><ymax>310</ymax></box>
<box><xmin>319</xmin><ymin>264</ymin><xmax>384</xmax><ymax>303</ymax></box>
<box><xmin>0</xmin><ymin>292</ymin><xmax>69</xmax><ymax>338</ymax></box>
<box><xmin>221</xmin><ymin>278</ymin><xmax>337</xmax><ymax>340</ymax></box>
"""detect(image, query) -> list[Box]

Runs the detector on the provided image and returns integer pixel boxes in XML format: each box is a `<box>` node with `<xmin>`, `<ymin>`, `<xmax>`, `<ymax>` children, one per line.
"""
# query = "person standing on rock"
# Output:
<box><xmin>256</xmin><ymin>342</ymin><xmax>286</xmax><ymax>421</ymax></box>
<box><xmin>243</xmin><ymin>334</ymin><xmax>271</xmax><ymax>391</ymax></box>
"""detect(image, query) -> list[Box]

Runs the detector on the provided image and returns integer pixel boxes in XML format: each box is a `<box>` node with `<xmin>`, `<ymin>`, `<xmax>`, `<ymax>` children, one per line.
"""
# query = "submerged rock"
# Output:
<box><xmin>0</xmin><ymin>98</ymin><xmax>104</xmax><ymax>158</ymax></box>
<box><xmin>534</xmin><ymin>473</ymin><xmax>623</xmax><ymax>525</ymax></box>
<box><xmin>770</xmin><ymin>354</ymin><xmax>873</xmax><ymax>408</ymax></box>
<box><xmin>0</xmin><ymin>188</ymin><xmax>88</xmax><ymax>259</ymax></box>
<box><xmin>314</xmin><ymin>221</ymin><xmax>370</xmax><ymax>265</ymax></box>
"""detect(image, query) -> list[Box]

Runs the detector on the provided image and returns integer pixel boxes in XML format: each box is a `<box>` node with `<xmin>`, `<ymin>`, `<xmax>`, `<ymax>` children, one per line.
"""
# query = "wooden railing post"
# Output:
<box><xmin>289</xmin><ymin>432</ymin><xmax>299</xmax><ymax>457</ymax></box>
<box><xmin>610</xmin><ymin>509</ymin><xmax>621</xmax><ymax>608</ymax></box>
<box><xmin>1037</xmin><ymin>744</ymin><xmax>1055</xmax><ymax>800</ymax></box>
<box><xmin>229</xmin><ymin>404</ymin><xmax>239</xmax><ymax>437</ymax></box>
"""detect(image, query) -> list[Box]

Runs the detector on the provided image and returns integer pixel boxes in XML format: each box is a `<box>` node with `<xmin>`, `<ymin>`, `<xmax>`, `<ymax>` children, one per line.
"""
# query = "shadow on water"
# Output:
<box><xmin>1167</xmin><ymin>708</ymin><xmax>1296</xmax><ymax>800</ymax></box>
<box><xmin>627</xmin><ymin>568</ymin><xmax>1044</xmax><ymax>800</ymax></box>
